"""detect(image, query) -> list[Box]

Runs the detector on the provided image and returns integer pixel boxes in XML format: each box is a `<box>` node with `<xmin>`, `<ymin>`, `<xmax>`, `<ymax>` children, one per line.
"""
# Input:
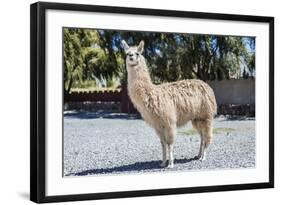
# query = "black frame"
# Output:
<box><xmin>30</xmin><ymin>1</ymin><xmax>274</xmax><ymax>203</ymax></box>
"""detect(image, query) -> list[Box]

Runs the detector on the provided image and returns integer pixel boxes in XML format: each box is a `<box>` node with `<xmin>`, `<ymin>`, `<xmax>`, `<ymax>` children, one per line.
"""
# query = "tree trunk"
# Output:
<box><xmin>66</xmin><ymin>75</ymin><xmax>73</xmax><ymax>94</ymax></box>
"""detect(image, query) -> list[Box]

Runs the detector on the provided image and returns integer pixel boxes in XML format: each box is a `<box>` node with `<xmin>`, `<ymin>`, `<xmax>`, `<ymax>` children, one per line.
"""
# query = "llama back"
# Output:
<box><xmin>158</xmin><ymin>79</ymin><xmax>217</xmax><ymax>125</ymax></box>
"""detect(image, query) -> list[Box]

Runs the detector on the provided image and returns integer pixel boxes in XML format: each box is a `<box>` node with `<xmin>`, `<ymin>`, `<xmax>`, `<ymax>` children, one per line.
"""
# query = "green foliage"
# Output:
<box><xmin>63</xmin><ymin>28</ymin><xmax>124</xmax><ymax>94</ymax></box>
<box><xmin>63</xmin><ymin>28</ymin><xmax>255</xmax><ymax>94</ymax></box>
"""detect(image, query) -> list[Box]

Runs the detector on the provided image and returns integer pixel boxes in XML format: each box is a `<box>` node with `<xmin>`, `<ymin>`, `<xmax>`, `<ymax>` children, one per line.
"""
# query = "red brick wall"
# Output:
<box><xmin>65</xmin><ymin>86</ymin><xmax>138</xmax><ymax>114</ymax></box>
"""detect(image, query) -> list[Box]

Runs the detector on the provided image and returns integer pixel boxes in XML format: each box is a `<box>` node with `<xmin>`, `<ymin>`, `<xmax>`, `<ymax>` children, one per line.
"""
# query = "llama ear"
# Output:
<box><xmin>137</xmin><ymin>40</ymin><xmax>144</xmax><ymax>53</ymax></box>
<box><xmin>121</xmin><ymin>40</ymin><xmax>129</xmax><ymax>52</ymax></box>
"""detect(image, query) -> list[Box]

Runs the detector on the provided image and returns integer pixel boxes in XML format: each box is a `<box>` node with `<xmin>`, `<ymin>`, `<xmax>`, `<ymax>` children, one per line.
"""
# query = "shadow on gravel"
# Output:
<box><xmin>67</xmin><ymin>157</ymin><xmax>198</xmax><ymax>176</ymax></box>
<box><xmin>64</xmin><ymin>111</ymin><xmax>141</xmax><ymax>120</ymax></box>
<box><xmin>217</xmin><ymin>115</ymin><xmax>255</xmax><ymax>121</ymax></box>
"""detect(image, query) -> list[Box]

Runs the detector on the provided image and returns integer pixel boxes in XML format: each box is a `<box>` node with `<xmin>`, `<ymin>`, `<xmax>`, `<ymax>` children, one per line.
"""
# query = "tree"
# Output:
<box><xmin>63</xmin><ymin>28</ymin><xmax>100</xmax><ymax>94</ymax></box>
<box><xmin>63</xmin><ymin>28</ymin><xmax>125</xmax><ymax>94</ymax></box>
<box><xmin>117</xmin><ymin>32</ymin><xmax>255</xmax><ymax>82</ymax></box>
<box><xmin>63</xmin><ymin>28</ymin><xmax>255</xmax><ymax>94</ymax></box>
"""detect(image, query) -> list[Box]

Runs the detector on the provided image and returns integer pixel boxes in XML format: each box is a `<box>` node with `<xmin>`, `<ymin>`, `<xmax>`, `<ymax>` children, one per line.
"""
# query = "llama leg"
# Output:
<box><xmin>160</xmin><ymin>140</ymin><xmax>167</xmax><ymax>167</ymax></box>
<box><xmin>192</xmin><ymin>120</ymin><xmax>204</xmax><ymax>160</ymax></box>
<box><xmin>192</xmin><ymin>119</ymin><xmax>213</xmax><ymax>161</ymax></box>
<box><xmin>155</xmin><ymin>129</ymin><xmax>167</xmax><ymax>167</ymax></box>
<box><xmin>200</xmin><ymin>119</ymin><xmax>213</xmax><ymax>161</ymax></box>
<box><xmin>167</xmin><ymin>144</ymin><xmax>174</xmax><ymax>168</ymax></box>
<box><xmin>199</xmin><ymin>141</ymin><xmax>207</xmax><ymax>161</ymax></box>
<box><xmin>197</xmin><ymin>135</ymin><xmax>204</xmax><ymax>160</ymax></box>
<box><xmin>166</xmin><ymin>125</ymin><xmax>176</xmax><ymax>169</ymax></box>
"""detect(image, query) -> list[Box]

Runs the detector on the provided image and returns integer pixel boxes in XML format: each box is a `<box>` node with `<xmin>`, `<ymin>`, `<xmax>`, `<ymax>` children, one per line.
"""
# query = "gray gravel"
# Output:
<box><xmin>63</xmin><ymin>111</ymin><xmax>255</xmax><ymax>176</ymax></box>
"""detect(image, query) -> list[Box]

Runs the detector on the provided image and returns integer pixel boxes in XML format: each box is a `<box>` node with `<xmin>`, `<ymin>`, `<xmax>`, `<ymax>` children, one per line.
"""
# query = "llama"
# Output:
<box><xmin>121</xmin><ymin>40</ymin><xmax>217</xmax><ymax>168</ymax></box>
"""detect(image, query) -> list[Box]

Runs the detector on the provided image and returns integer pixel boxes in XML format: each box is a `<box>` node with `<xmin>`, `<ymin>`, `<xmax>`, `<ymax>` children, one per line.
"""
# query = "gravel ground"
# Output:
<box><xmin>63</xmin><ymin>111</ymin><xmax>255</xmax><ymax>176</ymax></box>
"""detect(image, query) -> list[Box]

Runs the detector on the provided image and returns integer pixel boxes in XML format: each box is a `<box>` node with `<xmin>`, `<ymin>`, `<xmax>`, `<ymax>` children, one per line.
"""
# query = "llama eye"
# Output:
<box><xmin>136</xmin><ymin>53</ymin><xmax>139</xmax><ymax>56</ymax></box>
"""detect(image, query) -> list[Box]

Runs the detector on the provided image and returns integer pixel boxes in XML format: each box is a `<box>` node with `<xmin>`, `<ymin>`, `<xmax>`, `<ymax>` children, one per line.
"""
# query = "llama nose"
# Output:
<box><xmin>129</xmin><ymin>57</ymin><xmax>134</xmax><ymax>61</ymax></box>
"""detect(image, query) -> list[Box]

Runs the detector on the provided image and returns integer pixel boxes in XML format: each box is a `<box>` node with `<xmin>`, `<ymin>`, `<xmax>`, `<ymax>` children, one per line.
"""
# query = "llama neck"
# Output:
<box><xmin>127</xmin><ymin>57</ymin><xmax>153</xmax><ymax>87</ymax></box>
<box><xmin>126</xmin><ymin>57</ymin><xmax>154</xmax><ymax>111</ymax></box>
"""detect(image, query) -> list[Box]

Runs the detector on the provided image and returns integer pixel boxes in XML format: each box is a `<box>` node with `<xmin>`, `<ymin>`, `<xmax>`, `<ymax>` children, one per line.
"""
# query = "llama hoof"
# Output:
<box><xmin>160</xmin><ymin>161</ymin><xmax>167</xmax><ymax>168</ymax></box>
<box><xmin>195</xmin><ymin>155</ymin><xmax>205</xmax><ymax>161</ymax></box>
<box><xmin>167</xmin><ymin>163</ymin><xmax>174</xmax><ymax>169</ymax></box>
<box><xmin>199</xmin><ymin>156</ymin><xmax>206</xmax><ymax>161</ymax></box>
<box><xmin>194</xmin><ymin>155</ymin><xmax>200</xmax><ymax>160</ymax></box>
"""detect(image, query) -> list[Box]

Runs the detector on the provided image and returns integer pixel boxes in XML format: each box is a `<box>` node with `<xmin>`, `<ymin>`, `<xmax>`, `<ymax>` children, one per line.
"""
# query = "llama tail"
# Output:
<box><xmin>200</xmin><ymin>83</ymin><xmax>217</xmax><ymax>116</ymax></box>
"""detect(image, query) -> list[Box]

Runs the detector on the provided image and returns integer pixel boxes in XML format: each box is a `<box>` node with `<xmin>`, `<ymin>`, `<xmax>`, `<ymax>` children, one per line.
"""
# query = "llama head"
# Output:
<box><xmin>121</xmin><ymin>40</ymin><xmax>144</xmax><ymax>67</ymax></box>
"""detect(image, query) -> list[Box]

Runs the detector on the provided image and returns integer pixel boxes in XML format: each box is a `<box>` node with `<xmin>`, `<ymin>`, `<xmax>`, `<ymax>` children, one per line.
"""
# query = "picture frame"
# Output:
<box><xmin>30</xmin><ymin>1</ymin><xmax>274</xmax><ymax>203</ymax></box>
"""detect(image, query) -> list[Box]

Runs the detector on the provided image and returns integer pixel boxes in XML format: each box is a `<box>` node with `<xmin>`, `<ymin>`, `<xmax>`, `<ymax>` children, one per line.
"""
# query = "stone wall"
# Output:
<box><xmin>207</xmin><ymin>79</ymin><xmax>255</xmax><ymax>105</ymax></box>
